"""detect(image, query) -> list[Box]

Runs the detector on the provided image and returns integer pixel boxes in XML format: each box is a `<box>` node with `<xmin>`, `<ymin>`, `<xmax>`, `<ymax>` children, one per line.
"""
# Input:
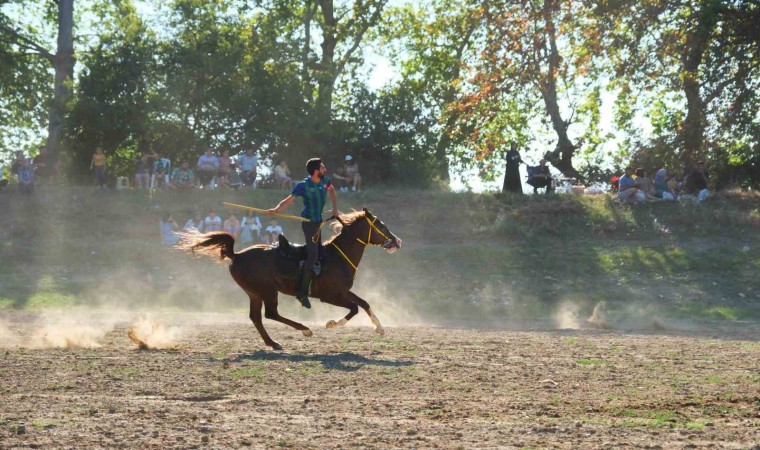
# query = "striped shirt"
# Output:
<box><xmin>292</xmin><ymin>176</ymin><xmax>332</xmax><ymax>222</ymax></box>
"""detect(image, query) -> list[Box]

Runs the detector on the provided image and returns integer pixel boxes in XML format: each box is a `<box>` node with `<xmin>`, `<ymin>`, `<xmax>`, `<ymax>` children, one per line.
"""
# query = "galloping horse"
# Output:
<box><xmin>178</xmin><ymin>208</ymin><xmax>402</xmax><ymax>350</ymax></box>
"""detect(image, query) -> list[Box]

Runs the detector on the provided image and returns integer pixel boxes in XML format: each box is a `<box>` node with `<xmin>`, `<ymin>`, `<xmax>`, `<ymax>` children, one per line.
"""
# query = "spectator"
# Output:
<box><xmin>265</xmin><ymin>218</ymin><xmax>283</xmax><ymax>246</ymax></box>
<box><xmin>618</xmin><ymin>167</ymin><xmax>645</xmax><ymax>203</ymax></box>
<box><xmin>223</xmin><ymin>213</ymin><xmax>241</xmax><ymax>238</ymax></box>
<box><xmin>218</xmin><ymin>149</ymin><xmax>232</xmax><ymax>185</ymax></box>
<box><xmin>33</xmin><ymin>146</ymin><xmax>58</xmax><ymax>185</ymax></box>
<box><xmin>134</xmin><ymin>153</ymin><xmax>151</xmax><ymax>189</ymax></box>
<box><xmin>654</xmin><ymin>169</ymin><xmax>675</xmax><ymax>200</ymax></box>
<box><xmin>17</xmin><ymin>158</ymin><xmax>35</xmax><ymax>194</ymax></box>
<box><xmin>90</xmin><ymin>147</ymin><xmax>107</xmax><ymax>189</ymax></box>
<box><xmin>152</xmin><ymin>151</ymin><xmax>170</xmax><ymax>189</ymax></box>
<box><xmin>332</xmin><ymin>165</ymin><xmax>350</xmax><ymax>192</ymax></box>
<box><xmin>11</xmin><ymin>151</ymin><xmax>26</xmax><ymax>183</ymax></box>
<box><xmin>527</xmin><ymin>159</ymin><xmax>553</xmax><ymax>194</ymax></box>
<box><xmin>0</xmin><ymin>169</ymin><xmax>7</xmax><ymax>190</ymax></box>
<box><xmin>204</xmin><ymin>209</ymin><xmax>222</xmax><ymax>232</ymax></box>
<box><xmin>274</xmin><ymin>160</ymin><xmax>293</xmax><ymax>190</ymax></box>
<box><xmin>634</xmin><ymin>168</ymin><xmax>662</xmax><ymax>202</ymax></box>
<box><xmin>184</xmin><ymin>212</ymin><xmax>205</xmax><ymax>231</ymax></box>
<box><xmin>169</xmin><ymin>162</ymin><xmax>195</xmax><ymax>190</ymax></box>
<box><xmin>240</xmin><ymin>210</ymin><xmax>263</xmax><ymax>246</ymax></box>
<box><xmin>160</xmin><ymin>213</ymin><xmax>180</xmax><ymax>245</ymax></box>
<box><xmin>343</xmin><ymin>155</ymin><xmax>362</xmax><ymax>192</ymax></box>
<box><xmin>503</xmin><ymin>142</ymin><xmax>523</xmax><ymax>194</ymax></box>
<box><xmin>196</xmin><ymin>147</ymin><xmax>219</xmax><ymax>188</ymax></box>
<box><xmin>223</xmin><ymin>159</ymin><xmax>243</xmax><ymax>190</ymax></box>
<box><xmin>238</xmin><ymin>147</ymin><xmax>258</xmax><ymax>188</ymax></box>
<box><xmin>685</xmin><ymin>161</ymin><xmax>710</xmax><ymax>202</ymax></box>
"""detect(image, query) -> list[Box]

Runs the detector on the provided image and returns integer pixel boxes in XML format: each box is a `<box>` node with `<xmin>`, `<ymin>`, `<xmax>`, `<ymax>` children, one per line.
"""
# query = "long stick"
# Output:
<box><xmin>223</xmin><ymin>202</ymin><xmax>308</xmax><ymax>222</ymax></box>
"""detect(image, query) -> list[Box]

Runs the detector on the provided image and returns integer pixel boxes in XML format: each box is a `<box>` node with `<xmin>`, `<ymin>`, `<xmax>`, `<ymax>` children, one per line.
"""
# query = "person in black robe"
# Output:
<box><xmin>503</xmin><ymin>142</ymin><xmax>523</xmax><ymax>194</ymax></box>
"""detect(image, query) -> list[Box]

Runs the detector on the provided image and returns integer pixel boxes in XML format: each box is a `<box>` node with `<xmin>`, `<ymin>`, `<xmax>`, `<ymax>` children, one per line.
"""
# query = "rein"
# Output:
<box><xmin>330</xmin><ymin>216</ymin><xmax>390</xmax><ymax>275</ymax></box>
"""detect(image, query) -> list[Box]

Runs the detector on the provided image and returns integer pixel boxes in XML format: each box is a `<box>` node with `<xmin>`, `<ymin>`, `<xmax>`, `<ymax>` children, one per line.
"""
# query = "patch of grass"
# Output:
<box><xmin>706</xmin><ymin>375</ymin><xmax>724</xmax><ymax>384</ymax></box>
<box><xmin>30</xmin><ymin>421</ymin><xmax>59</xmax><ymax>429</ymax></box>
<box><xmin>229</xmin><ymin>363</ymin><xmax>265</xmax><ymax>381</ymax></box>
<box><xmin>299</xmin><ymin>361</ymin><xmax>324</xmax><ymax>376</ymax></box>
<box><xmin>577</xmin><ymin>358</ymin><xmax>606</xmax><ymax>366</ymax></box>
<box><xmin>563</xmin><ymin>337</ymin><xmax>578</xmax><ymax>346</ymax></box>
<box><xmin>25</xmin><ymin>291</ymin><xmax>80</xmax><ymax>309</ymax></box>
<box><xmin>740</xmin><ymin>342</ymin><xmax>760</xmax><ymax>350</ymax></box>
<box><xmin>107</xmin><ymin>366</ymin><xmax>140</xmax><ymax>379</ymax></box>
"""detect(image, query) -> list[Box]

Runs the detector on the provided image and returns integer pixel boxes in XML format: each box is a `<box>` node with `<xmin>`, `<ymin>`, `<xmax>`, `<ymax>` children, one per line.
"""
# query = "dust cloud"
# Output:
<box><xmin>128</xmin><ymin>318</ymin><xmax>181</xmax><ymax>350</ymax></box>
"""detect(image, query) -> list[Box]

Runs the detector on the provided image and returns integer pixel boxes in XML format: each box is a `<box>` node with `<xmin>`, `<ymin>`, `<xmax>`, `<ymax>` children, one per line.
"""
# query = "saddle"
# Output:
<box><xmin>275</xmin><ymin>234</ymin><xmax>327</xmax><ymax>278</ymax></box>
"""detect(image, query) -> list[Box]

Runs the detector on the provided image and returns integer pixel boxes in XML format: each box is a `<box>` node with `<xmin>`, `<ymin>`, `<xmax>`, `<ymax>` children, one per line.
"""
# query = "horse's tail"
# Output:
<box><xmin>176</xmin><ymin>230</ymin><xmax>236</xmax><ymax>261</ymax></box>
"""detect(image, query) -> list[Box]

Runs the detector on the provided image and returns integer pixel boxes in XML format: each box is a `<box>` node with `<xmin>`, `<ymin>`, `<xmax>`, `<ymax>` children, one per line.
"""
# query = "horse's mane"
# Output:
<box><xmin>323</xmin><ymin>210</ymin><xmax>367</xmax><ymax>245</ymax></box>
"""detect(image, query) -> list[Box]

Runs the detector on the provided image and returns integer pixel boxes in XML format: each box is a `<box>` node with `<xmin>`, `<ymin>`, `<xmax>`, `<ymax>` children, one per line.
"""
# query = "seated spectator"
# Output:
<box><xmin>618</xmin><ymin>167</ymin><xmax>645</xmax><ymax>203</ymax></box>
<box><xmin>526</xmin><ymin>159</ymin><xmax>553</xmax><ymax>194</ymax></box>
<box><xmin>684</xmin><ymin>161</ymin><xmax>710</xmax><ymax>202</ymax></box>
<box><xmin>160</xmin><ymin>213</ymin><xmax>180</xmax><ymax>245</ymax></box>
<box><xmin>223</xmin><ymin>213</ymin><xmax>241</xmax><ymax>238</ymax></box>
<box><xmin>634</xmin><ymin>168</ymin><xmax>663</xmax><ymax>202</ymax></box>
<box><xmin>134</xmin><ymin>153</ymin><xmax>151</xmax><ymax>189</ymax></box>
<box><xmin>10</xmin><ymin>151</ymin><xmax>25</xmax><ymax>179</ymax></box>
<box><xmin>238</xmin><ymin>147</ymin><xmax>258</xmax><ymax>188</ymax></box>
<box><xmin>169</xmin><ymin>162</ymin><xmax>195</xmax><ymax>190</ymax></box>
<box><xmin>17</xmin><ymin>158</ymin><xmax>35</xmax><ymax>194</ymax></box>
<box><xmin>196</xmin><ymin>147</ymin><xmax>219</xmax><ymax>188</ymax></box>
<box><xmin>240</xmin><ymin>211</ymin><xmax>263</xmax><ymax>246</ymax></box>
<box><xmin>90</xmin><ymin>147</ymin><xmax>107</xmax><ymax>189</ymax></box>
<box><xmin>343</xmin><ymin>155</ymin><xmax>362</xmax><ymax>192</ymax></box>
<box><xmin>184</xmin><ymin>212</ymin><xmax>205</xmax><ymax>231</ymax></box>
<box><xmin>152</xmin><ymin>152</ymin><xmax>171</xmax><ymax>189</ymax></box>
<box><xmin>265</xmin><ymin>218</ymin><xmax>283</xmax><ymax>246</ymax></box>
<box><xmin>218</xmin><ymin>149</ymin><xmax>232</xmax><ymax>185</ymax></box>
<box><xmin>0</xmin><ymin>164</ymin><xmax>7</xmax><ymax>190</ymax></box>
<box><xmin>654</xmin><ymin>169</ymin><xmax>675</xmax><ymax>200</ymax></box>
<box><xmin>204</xmin><ymin>209</ymin><xmax>222</xmax><ymax>232</ymax></box>
<box><xmin>274</xmin><ymin>160</ymin><xmax>293</xmax><ymax>190</ymax></box>
<box><xmin>332</xmin><ymin>165</ymin><xmax>350</xmax><ymax>192</ymax></box>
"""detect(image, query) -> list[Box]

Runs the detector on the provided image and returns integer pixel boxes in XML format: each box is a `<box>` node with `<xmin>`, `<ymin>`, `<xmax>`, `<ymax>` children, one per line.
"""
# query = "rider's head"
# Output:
<box><xmin>306</xmin><ymin>158</ymin><xmax>323</xmax><ymax>178</ymax></box>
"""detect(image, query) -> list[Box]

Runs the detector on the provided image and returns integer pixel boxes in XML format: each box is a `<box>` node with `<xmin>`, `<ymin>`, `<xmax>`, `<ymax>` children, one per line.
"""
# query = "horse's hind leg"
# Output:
<box><xmin>247</xmin><ymin>293</ymin><xmax>282</xmax><ymax>350</ymax></box>
<box><xmin>261</xmin><ymin>291</ymin><xmax>313</xmax><ymax>337</ymax></box>
<box><xmin>344</xmin><ymin>291</ymin><xmax>385</xmax><ymax>335</ymax></box>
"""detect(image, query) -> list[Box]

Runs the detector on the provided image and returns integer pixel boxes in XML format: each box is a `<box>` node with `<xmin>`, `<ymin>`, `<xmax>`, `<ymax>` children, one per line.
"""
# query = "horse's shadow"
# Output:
<box><xmin>225</xmin><ymin>351</ymin><xmax>414</xmax><ymax>372</ymax></box>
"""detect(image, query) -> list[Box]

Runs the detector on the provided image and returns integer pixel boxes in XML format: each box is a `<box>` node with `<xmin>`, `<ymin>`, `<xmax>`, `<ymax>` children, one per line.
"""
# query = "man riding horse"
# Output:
<box><xmin>268</xmin><ymin>157</ymin><xmax>338</xmax><ymax>309</ymax></box>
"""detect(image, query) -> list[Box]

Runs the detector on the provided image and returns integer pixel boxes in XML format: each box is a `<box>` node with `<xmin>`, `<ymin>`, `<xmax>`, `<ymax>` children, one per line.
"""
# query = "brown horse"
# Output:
<box><xmin>177</xmin><ymin>208</ymin><xmax>402</xmax><ymax>350</ymax></box>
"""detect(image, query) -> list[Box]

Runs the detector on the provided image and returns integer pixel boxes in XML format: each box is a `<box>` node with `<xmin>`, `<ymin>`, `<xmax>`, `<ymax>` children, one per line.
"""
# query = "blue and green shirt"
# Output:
<box><xmin>292</xmin><ymin>176</ymin><xmax>332</xmax><ymax>222</ymax></box>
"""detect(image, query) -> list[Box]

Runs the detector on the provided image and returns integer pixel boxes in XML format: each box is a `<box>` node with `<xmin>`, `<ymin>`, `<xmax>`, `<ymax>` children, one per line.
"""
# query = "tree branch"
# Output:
<box><xmin>0</xmin><ymin>24</ymin><xmax>54</xmax><ymax>61</ymax></box>
<box><xmin>336</xmin><ymin>0</ymin><xmax>387</xmax><ymax>74</ymax></box>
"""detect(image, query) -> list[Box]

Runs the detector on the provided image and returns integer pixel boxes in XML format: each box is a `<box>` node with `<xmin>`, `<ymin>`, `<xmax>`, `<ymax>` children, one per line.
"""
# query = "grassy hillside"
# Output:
<box><xmin>1</xmin><ymin>185</ymin><xmax>758</xmax><ymax>325</ymax></box>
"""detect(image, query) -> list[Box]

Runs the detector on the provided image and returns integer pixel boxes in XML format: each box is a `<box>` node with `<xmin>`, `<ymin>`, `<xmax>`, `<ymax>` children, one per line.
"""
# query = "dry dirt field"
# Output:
<box><xmin>1</xmin><ymin>314</ymin><xmax>759</xmax><ymax>449</ymax></box>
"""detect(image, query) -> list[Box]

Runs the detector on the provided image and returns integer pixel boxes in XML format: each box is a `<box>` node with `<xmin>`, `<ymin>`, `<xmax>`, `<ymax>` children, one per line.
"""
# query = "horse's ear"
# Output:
<box><xmin>363</xmin><ymin>207</ymin><xmax>372</xmax><ymax>217</ymax></box>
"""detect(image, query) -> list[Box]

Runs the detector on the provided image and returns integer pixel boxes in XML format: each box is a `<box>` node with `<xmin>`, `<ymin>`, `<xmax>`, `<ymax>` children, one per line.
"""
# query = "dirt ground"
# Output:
<box><xmin>1</xmin><ymin>313</ymin><xmax>758</xmax><ymax>449</ymax></box>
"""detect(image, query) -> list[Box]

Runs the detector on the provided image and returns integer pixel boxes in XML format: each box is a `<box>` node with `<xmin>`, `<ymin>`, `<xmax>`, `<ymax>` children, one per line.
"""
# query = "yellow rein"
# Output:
<box><xmin>330</xmin><ymin>216</ymin><xmax>390</xmax><ymax>274</ymax></box>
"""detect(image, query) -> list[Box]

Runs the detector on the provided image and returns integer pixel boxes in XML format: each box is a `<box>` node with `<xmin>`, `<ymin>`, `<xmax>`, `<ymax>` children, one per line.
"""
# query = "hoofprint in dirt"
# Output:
<box><xmin>0</xmin><ymin>319</ymin><xmax>758</xmax><ymax>449</ymax></box>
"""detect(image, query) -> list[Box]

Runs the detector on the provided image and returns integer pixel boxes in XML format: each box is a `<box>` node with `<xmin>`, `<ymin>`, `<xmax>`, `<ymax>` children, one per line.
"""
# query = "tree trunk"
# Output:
<box><xmin>680</xmin><ymin>0</ymin><xmax>717</xmax><ymax>167</ymax></box>
<box><xmin>539</xmin><ymin>0</ymin><xmax>581</xmax><ymax>180</ymax></box>
<box><xmin>316</xmin><ymin>0</ymin><xmax>337</xmax><ymax>125</ymax></box>
<box><xmin>46</xmin><ymin>0</ymin><xmax>75</xmax><ymax>161</ymax></box>
<box><xmin>302</xmin><ymin>1</ymin><xmax>316</xmax><ymax>105</ymax></box>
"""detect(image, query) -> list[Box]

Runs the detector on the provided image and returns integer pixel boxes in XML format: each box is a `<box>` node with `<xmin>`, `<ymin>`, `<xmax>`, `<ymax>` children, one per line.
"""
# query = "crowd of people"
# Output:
<box><xmin>615</xmin><ymin>162</ymin><xmax>711</xmax><ymax>204</ymax></box>
<box><xmin>160</xmin><ymin>209</ymin><xmax>284</xmax><ymax>247</ymax></box>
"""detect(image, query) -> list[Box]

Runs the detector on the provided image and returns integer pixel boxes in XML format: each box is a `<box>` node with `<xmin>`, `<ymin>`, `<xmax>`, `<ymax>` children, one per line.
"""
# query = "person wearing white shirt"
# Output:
<box><xmin>204</xmin><ymin>210</ymin><xmax>222</xmax><ymax>232</ymax></box>
<box><xmin>240</xmin><ymin>211</ymin><xmax>263</xmax><ymax>246</ymax></box>
<box><xmin>265</xmin><ymin>219</ymin><xmax>283</xmax><ymax>246</ymax></box>
<box><xmin>197</xmin><ymin>148</ymin><xmax>219</xmax><ymax>188</ymax></box>
<box><xmin>238</xmin><ymin>148</ymin><xmax>258</xmax><ymax>188</ymax></box>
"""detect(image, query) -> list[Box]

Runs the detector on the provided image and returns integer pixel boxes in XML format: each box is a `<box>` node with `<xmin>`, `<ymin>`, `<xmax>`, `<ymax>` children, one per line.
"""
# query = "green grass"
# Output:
<box><xmin>229</xmin><ymin>363</ymin><xmax>266</xmax><ymax>381</ymax></box>
<box><xmin>1</xmin><ymin>186</ymin><xmax>758</xmax><ymax>322</ymax></box>
<box><xmin>577</xmin><ymin>358</ymin><xmax>606</xmax><ymax>366</ymax></box>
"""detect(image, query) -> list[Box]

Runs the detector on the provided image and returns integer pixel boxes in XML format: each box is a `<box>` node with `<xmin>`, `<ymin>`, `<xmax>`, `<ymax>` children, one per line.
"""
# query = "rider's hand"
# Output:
<box><xmin>332</xmin><ymin>208</ymin><xmax>339</xmax><ymax>219</ymax></box>
<box><xmin>266</xmin><ymin>208</ymin><xmax>277</xmax><ymax>216</ymax></box>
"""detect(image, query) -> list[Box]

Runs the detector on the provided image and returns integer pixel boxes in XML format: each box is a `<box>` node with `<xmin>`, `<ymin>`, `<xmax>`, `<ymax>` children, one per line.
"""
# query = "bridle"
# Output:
<box><xmin>330</xmin><ymin>215</ymin><xmax>394</xmax><ymax>274</ymax></box>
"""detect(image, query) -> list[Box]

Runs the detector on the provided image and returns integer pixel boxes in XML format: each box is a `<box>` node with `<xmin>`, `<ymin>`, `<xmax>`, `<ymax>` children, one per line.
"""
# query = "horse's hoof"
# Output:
<box><xmin>270</xmin><ymin>343</ymin><xmax>283</xmax><ymax>351</ymax></box>
<box><xmin>302</xmin><ymin>329</ymin><xmax>313</xmax><ymax>337</ymax></box>
<box><xmin>326</xmin><ymin>320</ymin><xmax>337</xmax><ymax>329</ymax></box>
<box><xmin>375</xmin><ymin>327</ymin><xmax>385</xmax><ymax>336</ymax></box>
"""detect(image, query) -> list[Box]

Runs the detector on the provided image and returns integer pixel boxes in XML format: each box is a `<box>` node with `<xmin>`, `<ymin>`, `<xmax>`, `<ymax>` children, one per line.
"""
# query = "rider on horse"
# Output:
<box><xmin>267</xmin><ymin>158</ymin><xmax>338</xmax><ymax>309</ymax></box>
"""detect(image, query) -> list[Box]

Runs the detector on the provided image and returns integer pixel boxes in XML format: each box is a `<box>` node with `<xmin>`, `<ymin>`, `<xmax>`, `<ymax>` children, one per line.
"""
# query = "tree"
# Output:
<box><xmin>452</xmin><ymin>0</ymin><xmax>602</xmax><ymax>180</ymax></box>
<box><xmin>0</xmin><ymin>0</ymin><xmax>74</xmax><ymax>161</ymax></box>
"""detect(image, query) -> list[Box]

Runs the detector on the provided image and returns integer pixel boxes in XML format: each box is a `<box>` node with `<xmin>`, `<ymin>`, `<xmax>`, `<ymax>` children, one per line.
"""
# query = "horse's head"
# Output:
<box><xmin>361</xmin><ymin>208</ymin><xmax>402</xmax><ymax>253</ymax></box>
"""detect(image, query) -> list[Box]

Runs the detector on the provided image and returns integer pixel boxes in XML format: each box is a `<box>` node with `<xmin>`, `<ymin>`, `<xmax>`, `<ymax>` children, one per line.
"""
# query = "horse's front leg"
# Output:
<box><xmin>262</xmin><ymin>291</ymin><xmax>313</xmax><ymax>337</ymax></box>
<box><xmin>323</xmin><ymin>296</ymin><xmax>359</xmax><ymax>329</ymax></box>
<box><xmin>344</xmin><ymin>291</ymin><xmax>385</xmax><ymax>336</ymax></box>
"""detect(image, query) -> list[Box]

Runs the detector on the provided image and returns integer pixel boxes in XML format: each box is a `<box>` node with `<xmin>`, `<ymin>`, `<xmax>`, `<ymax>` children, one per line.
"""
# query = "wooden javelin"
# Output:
<box><xmin>223</xmin><ymin>202</ymin><xmax>308</xmax><ymax>222</ymax></box>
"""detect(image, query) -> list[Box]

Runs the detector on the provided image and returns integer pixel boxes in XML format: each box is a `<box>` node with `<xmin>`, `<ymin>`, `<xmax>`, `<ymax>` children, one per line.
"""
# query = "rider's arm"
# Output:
<box><xmin>328</xmin><ymin>184</ymin><xmax>338</xmax><ymax>218</ymax></box>
<box><xmin>270</xmin><ymin>195</ymin><xmax>296</xmax><ymax>215</ymax></box>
